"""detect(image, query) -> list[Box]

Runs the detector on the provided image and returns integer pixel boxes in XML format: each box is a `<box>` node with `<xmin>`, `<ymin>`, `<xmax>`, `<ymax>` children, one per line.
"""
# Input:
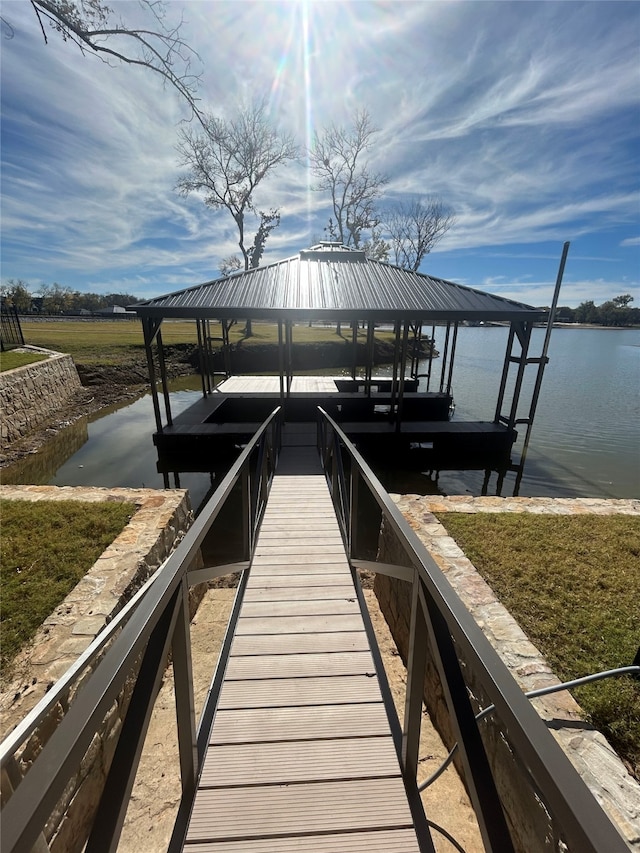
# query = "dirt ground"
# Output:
<box><xmin>118</xmin><ymin>586</ymin><xmax>484</xmax><ymax>853</ymax></box>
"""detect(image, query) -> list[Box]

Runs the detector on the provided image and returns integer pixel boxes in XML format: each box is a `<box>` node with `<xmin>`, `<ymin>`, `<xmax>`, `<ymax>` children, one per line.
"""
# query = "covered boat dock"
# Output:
<box><xmin>132</xmin><ymin>243</ymin><xmax>554</xmax><ymax>483</ymax></box>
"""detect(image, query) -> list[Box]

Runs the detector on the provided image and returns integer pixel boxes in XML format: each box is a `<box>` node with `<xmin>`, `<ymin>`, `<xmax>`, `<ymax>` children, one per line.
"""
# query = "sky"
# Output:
<box><xmin>1</xmin><ymin>0</ymin><xmax>639</xmax><ymax>308</ymax></box>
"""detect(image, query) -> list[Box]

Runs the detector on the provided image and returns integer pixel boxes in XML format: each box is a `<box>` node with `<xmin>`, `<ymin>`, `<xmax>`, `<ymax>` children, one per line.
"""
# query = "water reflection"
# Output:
<box><xmin>3</xmin><ymin>328</ymin><xmax>638</xmax><ymax>503</ymax></box>
<box><xmin>1</xmin><ymin>417</ymin><xmax>89</xmax><ymax>485</ymax></box>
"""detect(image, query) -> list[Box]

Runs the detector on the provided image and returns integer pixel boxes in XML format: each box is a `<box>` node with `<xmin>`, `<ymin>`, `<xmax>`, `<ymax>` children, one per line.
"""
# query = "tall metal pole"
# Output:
<box><xmin>515</xmin><ymin>242</ymin><xmax>570</xmax><ymax>489</ymax></box>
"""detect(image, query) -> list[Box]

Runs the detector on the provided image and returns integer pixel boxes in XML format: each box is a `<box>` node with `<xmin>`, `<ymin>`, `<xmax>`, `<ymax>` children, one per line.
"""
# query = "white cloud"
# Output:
<box><xmin>1</xmin><ymin>0</ymin><xmax>638</xmax><ymax>302</ymax></box>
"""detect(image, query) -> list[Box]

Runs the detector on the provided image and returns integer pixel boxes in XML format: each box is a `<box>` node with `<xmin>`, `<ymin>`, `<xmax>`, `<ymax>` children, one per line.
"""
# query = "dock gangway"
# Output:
<box><xmin>0</xmin><ymin>410</ymin><xmax>630</xmax><ymax>852</ymax></box>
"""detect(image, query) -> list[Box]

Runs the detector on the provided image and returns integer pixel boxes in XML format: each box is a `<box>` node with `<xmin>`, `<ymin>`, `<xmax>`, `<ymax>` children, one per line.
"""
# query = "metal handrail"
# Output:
<box><xmin>1</xmin><ymin>407</ymin><xmax>282</xmax><ymax>853</ymax></box>
<box><xmin>317</xmin><ymin>407</ymin><xmax>628</xmax><ymax>853</ymax></box>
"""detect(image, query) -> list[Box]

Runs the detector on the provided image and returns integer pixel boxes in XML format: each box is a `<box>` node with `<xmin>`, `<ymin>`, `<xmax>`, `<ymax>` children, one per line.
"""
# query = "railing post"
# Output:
<box><xmin>402</xmin><ymin>570</ymin><xmax>428</xmax><ymax>782</ymax></box>
<box><xmin>421</xmin><ymin>587</ymin><xmax>515</xmax><ymax>853</ymax></box>
<box><xmin>241</xmin><ymin>466</ymin><xmax>251</xmax><ymax>560</ymax></box>
<box><xmin>349</xmin><ymin>467</ymin><xmax>360</xmax><ymax>560</ymax></box>
<box><xmin>1</xmin><ymin>759</ymin><xmax>49</xmax><ymax>853</ymax></box>
<box><xmin>85</xmin><ymin>589</ymin><xmax>182</xmax><ymax>853</ymax></box>
<box><xmin>172</xmin><ymin>575</ymin><xmax>197</xmax><ymax>795</ymax></box>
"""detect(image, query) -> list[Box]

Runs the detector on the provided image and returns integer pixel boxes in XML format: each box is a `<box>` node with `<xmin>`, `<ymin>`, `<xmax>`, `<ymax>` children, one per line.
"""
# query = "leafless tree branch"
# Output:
<box><xmin>310</xmin><ymin>109</ymin><xmax>388</xmax><ymax>249</ymax></box>
<box><xmin>385</xmin><ymin>197</ymin><xmax>456</xmax><ymax>271</ymax></box>
<box><xmin>20</xmin><ymin>0</ymin><xmax>203</xmax><ymax>122</ymax></box>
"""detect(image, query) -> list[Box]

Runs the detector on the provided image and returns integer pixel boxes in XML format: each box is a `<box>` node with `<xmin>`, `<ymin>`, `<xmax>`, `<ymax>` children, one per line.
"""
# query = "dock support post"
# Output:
<box><xmin>439</xmin><ymin>323</ymin><xmax>451</xmax><ymax>393</ymax></box>
<box><xmin>156</xmin><ymin>327</ymin><xmax>173</xmax><ymax>427</ymax></box>
<box><xmin>142</xmin><ymin>318</ymin><xmax>163</xmax><ymax>434</ymax></box>
<box><xmin>196</xmin><ymin>320</ymin><xmax>208</xmax><ymax>397</ymax></box>
<box><xmin>395</xmin><ymin>321</ymin><xmax>410</xmax><ymax>433</ymax></box>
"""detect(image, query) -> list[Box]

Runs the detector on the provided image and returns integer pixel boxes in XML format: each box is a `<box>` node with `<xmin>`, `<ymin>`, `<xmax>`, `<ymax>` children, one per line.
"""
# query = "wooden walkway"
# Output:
<box><xmin>182</xmin><ymin>440</ymin><xmax>426</xmax><ymax>851</ymax></box>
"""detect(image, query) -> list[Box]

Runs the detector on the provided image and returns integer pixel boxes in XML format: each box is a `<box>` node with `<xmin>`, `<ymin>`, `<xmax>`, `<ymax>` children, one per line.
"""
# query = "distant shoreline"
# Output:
<box><xmin>552</xmin><ymin>323</ymin><xmax>640</xmax><ymax>330</ymax></box>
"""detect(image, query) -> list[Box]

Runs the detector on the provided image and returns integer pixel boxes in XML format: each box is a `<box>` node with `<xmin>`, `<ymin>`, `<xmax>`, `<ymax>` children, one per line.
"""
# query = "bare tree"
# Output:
<box><xmin>177</xmin><ymin>99</ymin><xmax>297</xmax><ymax>268</ymax></box>
<box><xmin>310</xmin><ymin>109</ymin><xmax>388</xmax><ymax>249</ymax></box>
<box><xmin>385</xmin><ymin>197</ymin><xmax>455</xmax><ymax>271</ymax></box>
<box><xmin>218</xmin><ymin>255</ymin><xmax>243</xmax><ymax>278</ymax></box>
<box><xmin>3</xmin><ymin>1</ymin><xmax>202</xmax><ymax>120</ymax></box>
<box><xmin>177</xmin><ymin>98</ymin><xmax>297</xmax><ymax>334</ymax></box>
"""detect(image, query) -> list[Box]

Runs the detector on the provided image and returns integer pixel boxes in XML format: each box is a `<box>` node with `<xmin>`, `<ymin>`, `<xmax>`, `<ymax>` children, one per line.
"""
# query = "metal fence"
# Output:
<box><xmin>0</xmin><ymin>408</ymin><xmax>282</xmax><ymax>853</ymax></box>
<box><xmin>316</xmin><ymin>406</ymin><xmax>628</xmax><ymax>853</ymax></box>
<box><xmin>0</xmin><ymin>302</ymin><xmax>25</xmax><ymax>351</ymax></box>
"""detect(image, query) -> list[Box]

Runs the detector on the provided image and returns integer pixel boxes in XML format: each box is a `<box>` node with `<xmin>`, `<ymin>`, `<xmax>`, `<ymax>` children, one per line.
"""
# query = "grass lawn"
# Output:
<box><xmin>435</xmin><ymin>512</ymin><xmax>640</xmax><ymax>776</ymax></box>
<box><xmin>0</xmin><ymin>499</ymin><xmax>136</xmax><ymax>679</ymax></box>
<box><xmin>0</xmin><ymin>351</ymin><xmax>50</xmax><ymax>372</ymax></box>
<box><xmin>20</xmin><ymin>320</ymin><xmax>396</xmax><ymax>369</ymax></box>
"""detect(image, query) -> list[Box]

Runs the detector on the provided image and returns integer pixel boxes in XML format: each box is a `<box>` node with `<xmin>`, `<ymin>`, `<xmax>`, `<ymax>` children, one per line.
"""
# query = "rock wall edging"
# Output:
<box><xmin>0</xmin><ymin>352</ymin><xmax>82</xmax><ymax>445</ymax></box>
<box><xmin>0</xmin><ymin>486</ymin><xmax>204</xmax><ymax>853</ymax></box>
<box><xmin>374</xmin><ymin>495</ymin><xmax>640</xmax><ymax>852</ymax></box>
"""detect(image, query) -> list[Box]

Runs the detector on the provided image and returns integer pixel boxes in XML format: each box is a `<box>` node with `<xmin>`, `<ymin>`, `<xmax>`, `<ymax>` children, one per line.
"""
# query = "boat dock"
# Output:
<box><xmin>181</xmin><ymin>441</ymin><xmax>429</xmax><ymax>851</ymax></box>
<box><xmin>154</xmin><ymin>376</ymin><xmax>515</xmax><ymax>473</ymax></box>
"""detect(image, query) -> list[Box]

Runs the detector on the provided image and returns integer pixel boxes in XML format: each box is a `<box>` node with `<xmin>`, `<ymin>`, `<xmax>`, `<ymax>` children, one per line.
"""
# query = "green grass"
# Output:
<box><xmin>20</xmin><ymin>319</ymin><xmax>396</xmax><ymax>368</ymax></box>
<box><xmin>0</xmin><ymin>499</ymin><xmax>136</xmax><ymax>679</ymax></box>
<box><xmin>0</xmin><ymin>351</ymin><xmax>50</xmax><ymax>372</ymax></box>
<box><xmin>434</xmin><ymin>512</ymin><xmax>640</xmax><ymax>776</ymax></box>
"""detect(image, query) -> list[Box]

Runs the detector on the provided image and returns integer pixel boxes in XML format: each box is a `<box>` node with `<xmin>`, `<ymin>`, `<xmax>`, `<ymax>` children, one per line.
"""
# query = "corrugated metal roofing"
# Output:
<box><xmin>133</xmin><ymin>247</ymin><xmax>545</xmax><ymax>322</ymax></box>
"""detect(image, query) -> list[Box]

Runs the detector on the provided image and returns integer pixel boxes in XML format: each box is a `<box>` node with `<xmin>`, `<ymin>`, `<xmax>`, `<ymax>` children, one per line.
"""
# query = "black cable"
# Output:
<box><xmin>418</xmin><ymin>664</ymin><xmax>640</xmax><ymax>793</ymax></box>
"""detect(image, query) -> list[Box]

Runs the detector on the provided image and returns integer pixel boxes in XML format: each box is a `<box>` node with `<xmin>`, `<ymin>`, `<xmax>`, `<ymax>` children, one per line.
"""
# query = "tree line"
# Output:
<box><xmin>556</xmin><ymin>294</ymin><xmax>638</xmax><ymax>327</ymax></box>
<box><xmin>0</xmin><ymin>280</ymin><xmax>140</xmax><ymax>315</ymax></box>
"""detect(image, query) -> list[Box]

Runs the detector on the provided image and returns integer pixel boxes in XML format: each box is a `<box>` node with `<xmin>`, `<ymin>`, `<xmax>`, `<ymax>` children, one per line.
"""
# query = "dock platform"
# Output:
<box><xmin>181</xmin><ymin>442</ymin><xmax>428</xmax><ymax>851</ymax></box>
<box><xmin>154</xmin><ymin>375</ymin><xmax>515</xmax><ymax>473</ymax></box>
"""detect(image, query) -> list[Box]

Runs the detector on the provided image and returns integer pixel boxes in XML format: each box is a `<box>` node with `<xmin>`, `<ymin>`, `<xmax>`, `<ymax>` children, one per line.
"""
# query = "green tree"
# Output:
<box><xmin>41</xmin><ymin>282</ymin><xmax>73</xmax><ymax>314</ymax></box>
<box><xmin>575</xmin><ymin>300</ymin><xmax>598</xmax><ymax>324</ymax></box>
<box><xmin>1</xmin><ymin>279</ymin><xmax>32</xmax><ymax>312</ymax></box>
<box><xmin>612</xmin><ymin>293</ymin><xmax>634</xmax><ymax>309</ymax></box>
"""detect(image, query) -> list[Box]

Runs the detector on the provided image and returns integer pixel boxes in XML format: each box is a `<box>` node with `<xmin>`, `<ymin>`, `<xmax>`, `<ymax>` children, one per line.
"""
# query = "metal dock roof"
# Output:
<box><xmin>133</xmin><ymin>246</ymin><xmax>545</xmax><ymax>323</ymax></box>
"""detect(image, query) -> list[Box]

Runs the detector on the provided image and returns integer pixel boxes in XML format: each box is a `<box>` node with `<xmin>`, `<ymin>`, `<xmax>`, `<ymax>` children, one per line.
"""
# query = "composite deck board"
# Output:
<box><xmin>200</xmin><ymin>736</ymin><xmax>399</xmax><ymax>786</ymax></box>
<box><xmin>183</xmin><ymin>445</ymin><xmax>424</xmax><ymax>851</ymax></box>
<box><xmin>210</xmin><ymin>703</ymin><xmax>392</xmax><ymax>744</ymax></box>
<box><xmin>217</xmin><ymin>675</ymin><xmax>384</xmax><ymax>709</ymax></box>
<box><xmin>233</xmin><ymin>614</ymin><xmax>365</xmax><ymax>635</ymax></box>
<box><xmin>230</xmin><ymin>631</ymin><xmax>370</xmax><ymax>656</ymax></box>
<box><xmin>241</xmin><ymin>585</ymin><xmax>358</xmax><ymax>601</ymax></box>
<box><xmin>239</xmin><ymin>599</ymin><xmax>360</xmax><ymax>617</ymax></box>
<box><xmin>248</xmin><ymin>561</ymin><xmax>348</xmax><ymax>574</ymax></box>
<box><xmin>225</xmin><ymin>651</ymin><xmax>376</xmax><ymax>680</ymax></box>
<box><xmin>183</xmin><ymin>828</ymin><xmax>421</xmax><ymax>853</ymax></box>
<box><xmin>186</xmin><ymin>778</ymin><xmax>415</xmax><ymax>842</ymax></box>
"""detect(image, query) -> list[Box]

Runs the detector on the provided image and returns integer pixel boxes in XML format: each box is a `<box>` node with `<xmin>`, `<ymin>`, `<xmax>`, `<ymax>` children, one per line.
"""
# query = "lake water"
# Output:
<box><xmin>4</xmin><ymin>327</ymin><xmax>638</xmax><ymax>505</ymax></box>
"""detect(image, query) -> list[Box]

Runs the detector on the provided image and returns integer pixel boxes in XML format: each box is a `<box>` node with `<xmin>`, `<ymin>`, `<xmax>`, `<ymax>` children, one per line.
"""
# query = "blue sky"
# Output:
<box><xmin>1</xmin><ymin>0</ymin><xmax>639</xmax><ymax>307</ymax></box>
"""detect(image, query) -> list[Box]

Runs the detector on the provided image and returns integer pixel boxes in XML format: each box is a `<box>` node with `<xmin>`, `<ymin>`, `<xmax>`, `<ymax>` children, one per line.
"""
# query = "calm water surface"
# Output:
<box><xmin>418</xmin><ymin>326</ymin><xmax>639</xmax><ymax>499</ymax></box>
<box><xmin>5</xmin><ymin>327</ymin><xmax>638</xmax><ymax>504</ymax></box>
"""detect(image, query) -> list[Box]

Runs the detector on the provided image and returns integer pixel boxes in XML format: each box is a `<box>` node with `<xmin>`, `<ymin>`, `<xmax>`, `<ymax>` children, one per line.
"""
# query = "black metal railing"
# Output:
<box><xmin>0</xmin><ymin>302</ymin><xmax>25</xmax><ymax>351</ymax></box>
<box><xmin>317</xmin><ymin>407</ymin><xmax>628</xmax><ymax>853</ymax></box>
<box><xmin>0</xmin><ymin>408</ymin><xmax>282</xmax><ymax>853</ymax></box>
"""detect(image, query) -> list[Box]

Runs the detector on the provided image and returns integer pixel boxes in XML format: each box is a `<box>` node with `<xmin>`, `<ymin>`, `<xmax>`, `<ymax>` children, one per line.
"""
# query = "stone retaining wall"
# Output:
<box><xmin>374</xmin><ymin>495</ymin><xmax>640</xmax><ymax>852</ymax></box>
<box><xmin>0</xmin><ymin>350</ymin><xmax>82</xmax><ymax>445</ymax></box>
<box><xmin>0</xmin><ymin>485</ymin><xmax>201</xmax><ymax>853</ymax></box>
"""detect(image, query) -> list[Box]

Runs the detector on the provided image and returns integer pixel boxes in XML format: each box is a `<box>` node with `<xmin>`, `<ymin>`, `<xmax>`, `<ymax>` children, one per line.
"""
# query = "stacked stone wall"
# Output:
<box><xmin>0</xmin><ymin>352</ymin><xmax>82</xmax><ymax>445</ymax></box>
<box><xmin>0</xmin><ymin>486</ymin><xmax>205</xmax><ymax>853</ymax></box>
<box><xmin>374</xmin><ymin>495</ymin><xmax>640</xmax><ymax>852</ymax></box>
